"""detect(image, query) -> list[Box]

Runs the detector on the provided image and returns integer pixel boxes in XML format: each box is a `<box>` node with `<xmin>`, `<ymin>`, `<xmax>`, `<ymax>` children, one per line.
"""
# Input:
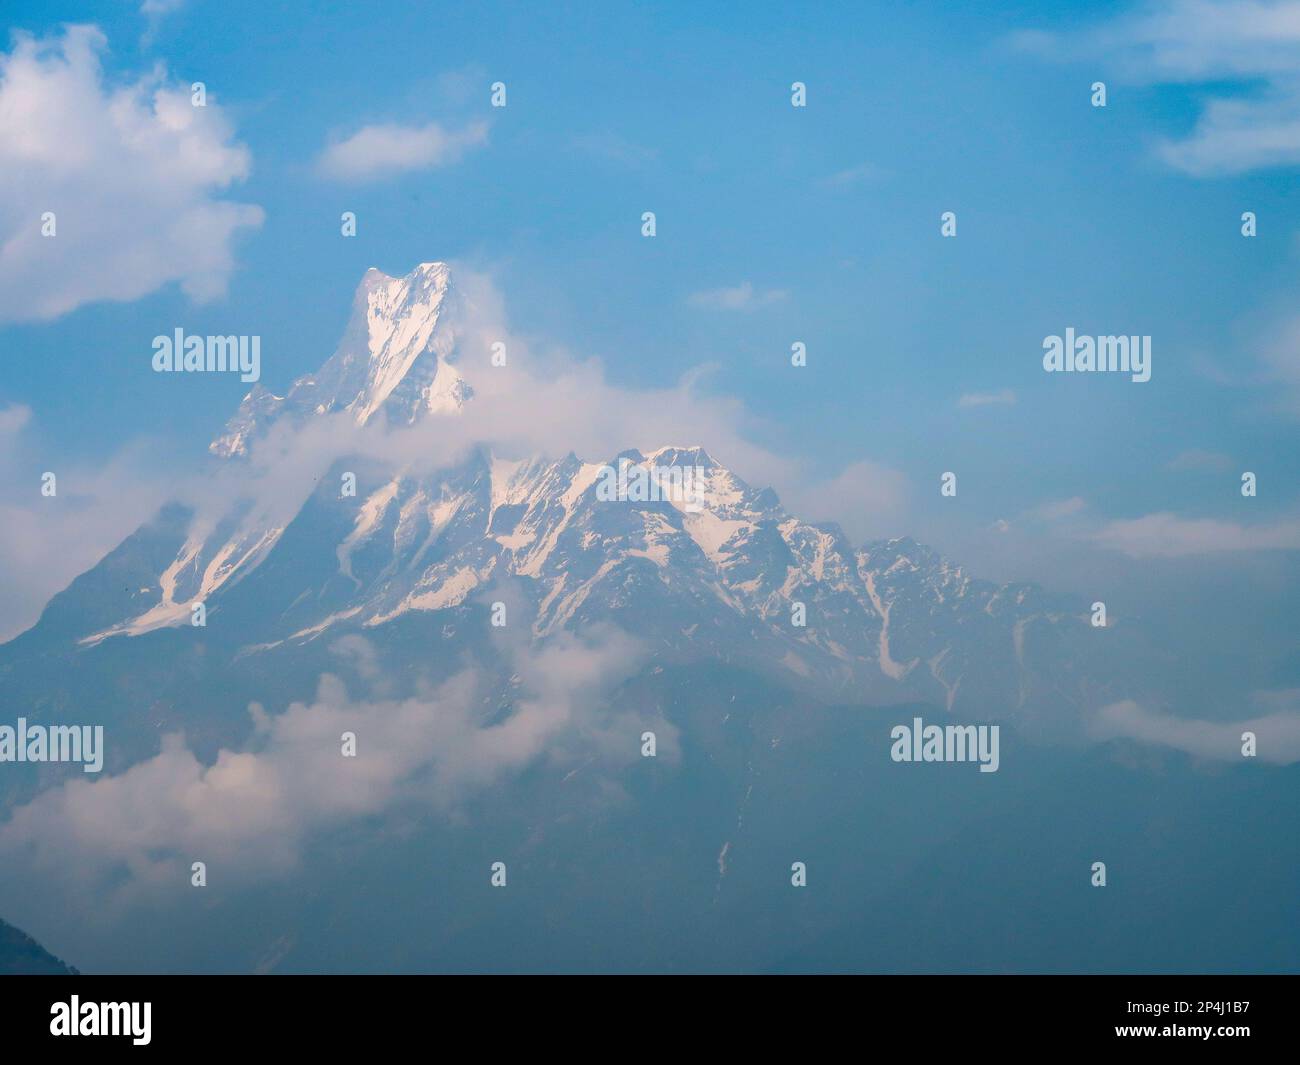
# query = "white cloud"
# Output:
<box><xmin>780</xmin><ymin>459</ymin><xmax>909</xmax><ymax>543</ymax></box>
<box><xmin>1020</xmin><ymin>0</ymin><xmax>1300</xmax><ymax>176</ymax></box>
<box><xmin>0</xmin><ymin>627</ymin><xmax>669</xmax><ymax>907</ymax></box>
<box><xmin>1157</xmin><ymin>93</ymin><xmax>1300</xmax><ymax>175</ymax></box>
<box><xmin>0</xmin><ymin>25</ymin><xmax>263</xmax><ymax>322</ymax></box>
<box><xmin>957</xmin><ymin>388</ymin><xmax>1016</xmax><ymax>408</ymax></box>
<box><xmin>686</xmin><ymin>281</ymin><xmax>788</xmax><ymax>312</ymax></box>
<box><xmin>1102</xmin><ymin>0</ymin><xmax>1300</xmax><ymax>82</ymax></box>
<box><xmin>1255</xmin><ymin>312</ymin><xmax>1300</xmax><ymax>415</ymax></box>
<box><xmin>0</xmin><ymin>402</ymin><xmax>32</xmax><ymax>435</ymax></box>
<box><xmin>1032</xmin><ymin>496</ymin><xmax>1086</xmax><ymax>521</ymax></box>
<box><xmin>0</xmin><ymin>405</ymin><xmax>172</xmax><ymax>642</ymax></box>
<box><xmin>819</xmin><ymin>162</ymin><xmax>880</xmax><ymax>188</ymax></box>
<box><xmin>572</xmin><ymin>132</ymin><xmax>658</xmax><ymax>167</ymax></box>
<box><xmin>317</xmin><ymin>120</ymin><xmax>488</xmax><ymax>182</ymax></box>
<box><xmin>139</xmin><ymin>0</ymin><xmax>185</xmax><ymax>48</ymax></box>
<box><xmin>1091</xmin><ymin>511</ymin><xmax>1300</xmax><ymax>556</ymax></box>
<box><xmin>1167</xmin><ymin>448</ymin><xmax>1233</xmax><ymax>471</ymax></box>
<box><xmin>210</xmin><ymin>265</ymin><xmax>805</xmax><ymax>488</ymax></box>
<box><xmin>1091</xmin><ymin>696</ymin><xmax>1300</xmax><ymax>763</ymax></box>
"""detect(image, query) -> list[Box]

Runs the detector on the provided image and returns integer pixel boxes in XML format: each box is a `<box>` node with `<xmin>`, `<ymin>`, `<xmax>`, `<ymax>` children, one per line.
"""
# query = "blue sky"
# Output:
<box><xmin>2</xmin><ymin>0</ymin><xmax>1300</xmax><ymax>977</ymax></box>
<box><xmin>2</xmin><ymin>0</ymin><xmax>1299</xmax><ymax>634</ymax></box>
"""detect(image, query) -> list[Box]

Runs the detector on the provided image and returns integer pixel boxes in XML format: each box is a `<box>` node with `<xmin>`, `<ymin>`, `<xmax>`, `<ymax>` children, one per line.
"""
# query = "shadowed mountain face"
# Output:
<box><xmin>0</xmin><ymin>918</ymin><xmax>76</xmax><ymax>974</ymax></box>
<box><xmin>4</xmin><ymin>666</ymin><xmax>1295</xmax><ymax>975</ymax></box>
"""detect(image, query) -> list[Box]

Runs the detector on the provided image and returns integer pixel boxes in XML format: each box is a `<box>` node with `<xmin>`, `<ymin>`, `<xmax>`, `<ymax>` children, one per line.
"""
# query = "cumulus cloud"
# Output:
<box><xmin>1091</xmin><ymin>696</ymin><xmax>1300</xmax><ymax>763</ymax></box>
<box><xmin>686</xmin><ymin>281</ymin><xmax>788</xmax><ymax>312</ymax></box>
<box><xmin>317</xmin><ymin>120</ymin><xmax>488</xmax><ymax>182</ymax></box>
<box><xmin>1090</xmin><ymin>511</ymin><xmax>1300</xmax><ymax>556</ymax></box>
<box><xmin>0</xmin><ymin>627</ymin><xmax>669</xmax><ymax>908</ymax></box>
<box><xmin>957</xmin><ymin>388</ymin><xmax>1016</xmax><ymax>408</ymax></box>
<box><xmin>0</xmin><ymin>25</ymin><xmax>263</xmax><ymax>322</ymax></box>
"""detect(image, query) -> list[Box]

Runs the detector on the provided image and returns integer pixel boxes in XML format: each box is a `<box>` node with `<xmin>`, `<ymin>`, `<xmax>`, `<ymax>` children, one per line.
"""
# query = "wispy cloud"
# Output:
<box><xmin>140</xmin><ymin>0</ymin><xmax>185</xmax><ymax>38</ymax></box>
<box><xmin>1017</xmin><ymin>0</ymin><xmax>1300</xmax><ymax>176</ymax></box>
<box><xmin>1091</xmin><ymin>511</ymin><xmax>1300</xmax><ymax>556</ymax></box>
<box><xmin>1167</xmin><ymin>448</ymin><xmax>1233</xmax><ymax>471</ymax></box>
<box><xmin>819</xmin><ymin>162</ymin><xmax>880</xmax><ymax>188</ymax></box>
<box><xmin>781</xmin><ymin>459</ymin><xmax>909</xmax><ymax>543</ymax></box>
<box><xmin>0</xmin><ymin>627</ymin><xmax>667</xmax><ymax>908</ymax></box>
<box><xmin>1091</xmin><ymin>696</ymin><xmax>1300</xmax><ymax>764</ymax></box>
<box><xmin>1257</xmin><ymin>312</ymin><xmax>1300</xmax><ymax>416</ymax></box>
<box><xmin>686</xmin><ymin>281</ymin><xmax>788</xmax><ymax>312</ymax></box>
<box><xmin>572</xmin><ymin>132</ymin><xmax>658</xmax><ymax>167</ymax></box>
<box><xmin>1031</xmin><ymin>496</ymin><xmax>1086</xmax><ymax>521</ymax></box>
<box><xmin>957</xmin><ymin>389</ymin><xmax>1016</xmax><ymax>409</ymax></box>
<box><xmin>317</xmin><ymin>120</ymin><xmax>488</xmax><ymax>182</ymax></box>
<box><xmin>0</xmin><ymin>404</ymin><xmax>173</xmax><ymax>642</ymax></box>
<box><xmin>0</xmin><ymin>403</ymin><xmax>32</xmax><ymax>435</ymax></box>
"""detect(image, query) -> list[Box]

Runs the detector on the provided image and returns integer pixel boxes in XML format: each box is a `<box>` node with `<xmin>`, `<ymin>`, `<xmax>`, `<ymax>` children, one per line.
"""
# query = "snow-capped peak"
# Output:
<box><xmin>210</xmin><ymin>261</ymin><xmax>472</xmax><ymax>457</ymax></box>
<box><xmin>346</xmin><ymin>261</ymin><xmax>466</xmax><ymax>425</ymax></box>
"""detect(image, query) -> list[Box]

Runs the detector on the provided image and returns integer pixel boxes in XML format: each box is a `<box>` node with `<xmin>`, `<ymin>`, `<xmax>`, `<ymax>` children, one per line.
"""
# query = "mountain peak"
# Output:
<box><xmin>645</xmin><ymin>444</ymin><xmax>717</xmax><ymax>468</ymax></box>
<box><xmin>211</xmin><ymin>260</ymin><xmax>471</xmax><ymax>457</ymax></box>
<box><xmin>362</xmin><ymin>260</ymin><xmax>449</xmax><ymax>283</ymax></box>
<box><xmin>345</xmin><ymin>260</ymin><xmax>461</xmax><ymax>423</ymax></box>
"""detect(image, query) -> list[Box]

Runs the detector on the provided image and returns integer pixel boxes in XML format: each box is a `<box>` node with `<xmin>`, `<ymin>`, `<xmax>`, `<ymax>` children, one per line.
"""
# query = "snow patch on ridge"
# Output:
<box><xmin>338</xmin><ymin>479</ymin><xmax>401</xmax><ymax>581</ymax></box>
<box><xmin>863</xmin><ymin>570</ymin><xmax>917</xmax><ymax>681</ymax></box>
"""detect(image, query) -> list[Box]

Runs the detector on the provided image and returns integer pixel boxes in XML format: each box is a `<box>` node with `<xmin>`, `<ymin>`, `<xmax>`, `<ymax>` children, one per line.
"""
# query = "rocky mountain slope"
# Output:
<box><xmin>0</xmin><ymin>261</ymin><xmax>1133</xmax><ymax>785</ymax></box>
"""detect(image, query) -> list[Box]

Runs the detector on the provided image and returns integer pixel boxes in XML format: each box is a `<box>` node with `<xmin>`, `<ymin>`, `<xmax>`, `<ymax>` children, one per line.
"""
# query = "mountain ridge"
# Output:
<box><xmin>0</xmin><ymin>916</ymin><xmax>78</xmax><ymax>975</ymax></box>
<box><xmin>0</xmin><ymin>261</ymin><xmax>1120</xmax><ymax>729</ymax></box>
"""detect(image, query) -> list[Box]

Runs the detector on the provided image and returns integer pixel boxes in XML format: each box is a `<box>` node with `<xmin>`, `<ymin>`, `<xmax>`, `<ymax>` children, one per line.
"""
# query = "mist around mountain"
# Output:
<box><xmin>0</xmin><ymin>263</ymin><xmax>1129</xmax><ymax>739</ymax></box>
<box><xmin>0</xmin><ymin>262</ymin><xmax>1295</xmax><ymax>974</ymax></box>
